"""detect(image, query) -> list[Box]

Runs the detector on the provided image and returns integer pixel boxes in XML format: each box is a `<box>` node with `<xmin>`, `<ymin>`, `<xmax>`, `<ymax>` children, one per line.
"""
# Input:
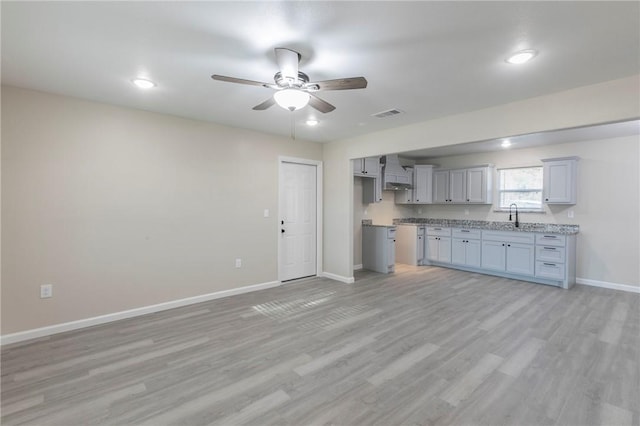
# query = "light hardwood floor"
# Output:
<box><xmin>2</xmin><ymin>265</ymin><xmax>639</xmax><ymax>425</ymax></box>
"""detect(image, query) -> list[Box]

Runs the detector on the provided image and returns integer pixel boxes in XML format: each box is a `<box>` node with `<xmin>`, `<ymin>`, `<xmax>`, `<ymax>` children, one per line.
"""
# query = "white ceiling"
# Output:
<box><xmin>2</xmin><ymin>2</ymin><xmax>639</xmax><ymax>143</ymax></box>
<box><xmin>401</xmin><ymin>119</ymin><xmax>640</xmax><ymax>159</ymax></box>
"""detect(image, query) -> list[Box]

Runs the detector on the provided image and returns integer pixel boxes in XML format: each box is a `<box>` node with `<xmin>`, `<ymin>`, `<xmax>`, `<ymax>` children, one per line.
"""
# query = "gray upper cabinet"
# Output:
<box><xmin>396</xmin><ymin>165</ymin><xmax>433</xmax><ymax>205</ymax></box>
<box><xmin>352</xmin><ymin>156</ymin><xmax>381</xmax><ymax>178</ymax></box>
<box><xmin>449</xmin><ymin>169</ymin><xmax>467</xmax><ymax>203</ymax></box>
<box><xmin>433</xmin><ymin>166</ymin><xmax>494</xmax><ymax>204</ymax></box>
<box><xmin>362</xmin><ymin>164</ymin><xmax>383</xmax><ymax>204</ymax></box>
<box><xmin>542</xmin><ymin>157</ymin><xmax>578</xmax><ymax>204</ymax></box>
<box><xmin>433</xmin><ymin>170</ymin><xmax>450</xmax><ymax>203</ymax></box>
<box><xmin>413</xmin><ymin>165</ymin><xmax>434</xmax><ymax>204</ymax></box>
<box><xmin>466</xmin><ymin>167</ymin><xmax>492</xmax><ymax>203</ymax></box>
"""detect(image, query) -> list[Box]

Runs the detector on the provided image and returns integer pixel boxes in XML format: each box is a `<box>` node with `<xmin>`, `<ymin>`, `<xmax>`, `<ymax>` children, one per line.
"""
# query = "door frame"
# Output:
<box><xmin>278</xmin><ymin>156</ymin><xmax>323</xmax><ymax>282</ymax></box>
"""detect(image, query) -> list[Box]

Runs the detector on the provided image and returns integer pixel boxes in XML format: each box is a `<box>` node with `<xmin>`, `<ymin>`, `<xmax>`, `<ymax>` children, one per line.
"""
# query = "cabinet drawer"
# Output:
<box><xmin>535</xmin><ymin>261</ymin><xmax>565</xmax><ymax>280</ymax></box>
<box><xmin>452</xmin><ymin>228</ymin><xmax>481</xmax><ymax>239</ymax></box>
<box><xmin>426</xmin><ymin>227</ymin><xmax>451</xmax><ymax>237</ymax></box>
<box><xmin>416</xmin><ymin>226</ymin><xmax>425</xmax><ymax>237</ymax></box>
<box><xmin>482</xmin><ymin>230</ymin><xmax>535</xmax><ymax>245</ymax></box>
<box><xmin>536</xmin><ymin>245</ymin><xmax>566</xmax><ymax>263</ymax></box>
<box><xmin>387</xmin><ymin>228</ymin><xmax>397</xmax><ymax>239</ymax></box>
<box><xmin>535</xmin><ymin>234</ymin><xmax>566</xmax><ymax>247</ymax></box>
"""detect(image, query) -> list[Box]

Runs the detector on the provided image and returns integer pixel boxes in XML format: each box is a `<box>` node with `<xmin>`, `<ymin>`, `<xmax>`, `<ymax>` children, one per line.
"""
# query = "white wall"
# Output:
<box><xmin>1</xmin><ymin>86</ymin><xmax>322</xmax><ymax>334</ymax></box>
<box><xmin>381</xmin><ymin>135</ymin><xmax>639</xmax><ymax>287</ymax></box>
<box><xmin>324</xmin><ymin>75</ymin><xmax>640</xmax><ymax>282</ymax></box>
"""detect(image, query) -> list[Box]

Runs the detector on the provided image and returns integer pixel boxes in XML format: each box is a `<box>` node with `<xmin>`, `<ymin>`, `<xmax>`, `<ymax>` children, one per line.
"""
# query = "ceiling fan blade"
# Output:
<box><xmin>211</xmin><ymin>74</ymin><xmax>271</xmax><ymax>88</ymax></box>
<box><xmin>275</xmin><ymin>48</ymin><xmax>300</xmax><ymax>83</ymax></box>
<box><xmin>252</xmin><ymin>97</ymin><xmax>276</xmax><ymax>110</ymax></box>
<box><xmin>311</xmin><ymin>77</ymin><xmax>368</xmax><ymax>91</ymax></box>
<box><xmin>309</xmin><ymin>94</ymin><xmax>336</xmax><ymax>113</ymax></box>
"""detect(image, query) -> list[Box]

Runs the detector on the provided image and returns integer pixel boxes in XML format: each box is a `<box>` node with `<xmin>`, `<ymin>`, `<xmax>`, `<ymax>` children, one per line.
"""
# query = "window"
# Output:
<box><xmin>498</xmin><ymin>166</ymin><xmax>543</xmax><ymax>211</ymax></box>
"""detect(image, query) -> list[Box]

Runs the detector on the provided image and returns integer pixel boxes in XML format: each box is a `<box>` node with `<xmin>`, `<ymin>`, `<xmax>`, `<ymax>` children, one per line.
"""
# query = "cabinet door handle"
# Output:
<box><xmin>502</xmin><ymin>243</ymin><xmax>505</xmax><ymax>246</ymax></box>
<box><xmin>543</xmin><ymin>247</ymin><xmax>556</xmax><ymax>251</ymax></box>
<box><xmin>543</xmin><ymin>263</ymin><xmax>556</xmax><ymax>266</ymax></box>
<box><xmin>507</xmin><ymin>244</ymin><xmax>511</xmax><ymax>247</ymax></box>
<box><xmin>543</xmin><ymin>235</ymin><xmax>557</xmax><ymax>239</ymax></box>
<box><xmin>281</xmin><ymin>229</ymin><xmax>285</xmax><ymax>233</ymax></box>
<box><xmin>461</xmin><ymin>230</ymin><xmax>470</xmax><ymax>233</ymax></box>
<box><xmin>281</xmin><ymin>220</ymin><xmax>284</xmax><ymax>225</ymax></box>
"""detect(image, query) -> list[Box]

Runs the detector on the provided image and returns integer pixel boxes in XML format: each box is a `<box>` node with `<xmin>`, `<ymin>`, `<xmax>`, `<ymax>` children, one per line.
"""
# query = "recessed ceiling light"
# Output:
<box><xmin>132</xmin><ymin>78</ymin><xmax>156</xmax><ymax>89</ymax></box>
<box><xmin>505</xmin><ymin>49</ymin><xmax>538</xmax><ymax>65</ymax></box>
<box><xmin>501</xmin><ymin>139</ymin><xmax>512</xmax><ymax>148</ymax></box>
<box><xmin>306</xmin><ymin>119</ymin><xmax>319</xmax><ymax>126</ymax></box>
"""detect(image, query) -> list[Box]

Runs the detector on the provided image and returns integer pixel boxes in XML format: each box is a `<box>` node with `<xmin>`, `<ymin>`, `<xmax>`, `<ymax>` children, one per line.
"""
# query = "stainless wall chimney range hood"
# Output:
<box><xmin>382</xmin><ymin>155</ymin><xmax>413</xmax><ymax>190</ymax></box>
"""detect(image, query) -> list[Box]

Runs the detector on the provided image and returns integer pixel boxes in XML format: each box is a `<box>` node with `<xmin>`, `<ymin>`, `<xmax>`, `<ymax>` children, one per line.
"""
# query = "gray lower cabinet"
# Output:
<box><xmin>481</xmin><ymin>231</ymin><xmax>535</xmax><ymax>276</ymax></box>
<box><xmin>534</xmin><ymin>233</ymin><xmax>573</xmax><ymax>283</ymax></box>
<box><xmin>419</xmin><ymin>224</ymin><xmax>575</xmax><ymax>289</ymax></box>
<box><xmin>506</xmin><ymin>243</ymin><xmax>535</xmax><ymax>276</ymax></box>
<box><xmin>451</xmin><ymin>228</ymin><xmax>481</xmax><ymax>268</ymax></box>
<box><xmin>362</xmin><ymin>226</ymin><xmax>396</xmax><ymax>274</ymax></box>
<box><xmin>425</xmin><ymin>227</ymin><xmax>451</xmax><ymax>263</ymax></box>
<box><xmin>481</xmin><ymin>240</ymin><xmax>506</xmax><ymax>271</ymax></box>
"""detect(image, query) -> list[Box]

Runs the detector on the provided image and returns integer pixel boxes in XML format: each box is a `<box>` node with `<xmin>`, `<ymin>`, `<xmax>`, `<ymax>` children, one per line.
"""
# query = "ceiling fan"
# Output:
<box><xmin>211</xmin><ymin>48</ymin><xmax>367</xmax><ymax>113</ymax></box>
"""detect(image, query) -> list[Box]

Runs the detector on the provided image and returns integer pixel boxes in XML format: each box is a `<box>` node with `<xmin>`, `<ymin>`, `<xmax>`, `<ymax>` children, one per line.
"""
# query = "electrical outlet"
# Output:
<box><xmin>418</xmin><ymin>208</ymin><xmax>423</xmax><ymax>214</ymax></box>
<box><xmin>465</xmin><ymin>209</ymin><xmax>470</xmax><ymax>215</ymax></box>
<box><xmin>263</xmin><ymin>209</ymin><xmax>269</xmax><ymax>218</ymax></box>
<box><xmin>568</xmin><ymin>210</ymin><xmax>575</xmax><ymax>218</ymax></box>
<box><xmin>40</xmin><ymin>284</ymin><xmax>53</xmax><ymax>299</ymax></box>
<box><xmin>235</xmin><ymin>258</ymin><xmax>242</xmax><ymax>268</ymax></box>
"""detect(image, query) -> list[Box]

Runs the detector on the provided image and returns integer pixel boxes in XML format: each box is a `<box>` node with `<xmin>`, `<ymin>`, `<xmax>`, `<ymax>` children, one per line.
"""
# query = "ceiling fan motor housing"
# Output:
<box><xmin>274</xmin><ymin>71</ymin><xmax>318</xmax><ymax>91</ymax></box>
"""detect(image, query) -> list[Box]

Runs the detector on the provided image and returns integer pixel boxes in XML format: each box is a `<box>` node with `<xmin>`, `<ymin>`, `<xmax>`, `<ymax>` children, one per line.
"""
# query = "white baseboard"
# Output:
<box><xmin>0</xmin><ymin>280</ymin><xmax>281</xmax><ymax>346</ymax></box>
<box><xmin>576</xmin><ymin>277</ymin><xmax>639</xmax><ymax>294</ymax></box>
<box><xmin>323</xmin><ymin>272</ymin><xmax>355</xmax><ymax>284</ymax></box>
<box><xmin>353</xmin><ymin>264</ymin><xmax>363</xmax><ymax>271</ymax></box>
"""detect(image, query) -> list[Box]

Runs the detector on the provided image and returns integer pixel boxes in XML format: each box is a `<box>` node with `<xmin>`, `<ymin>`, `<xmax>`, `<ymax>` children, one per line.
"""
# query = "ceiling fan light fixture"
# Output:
<box><xmin>306</xmin><ymin>119</ymin><xmax>319</xmax><ymax>126</ymax></box>
<box><xmin>506</xmin><ymin>49</ymin><xmax>538</xmax><ymax>65</ymax></box>
<box><xmin>274</xmin><ymin>88</ymin><xmax>310</xmax><ymax>111</ymax></box>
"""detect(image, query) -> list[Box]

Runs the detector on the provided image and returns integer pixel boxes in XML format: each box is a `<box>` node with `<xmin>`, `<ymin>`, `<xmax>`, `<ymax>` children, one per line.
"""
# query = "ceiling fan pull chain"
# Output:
<box><xmin>290</xmin><ymin>112</ymin><xmax>296</xmax><ymax>140</ymax></box>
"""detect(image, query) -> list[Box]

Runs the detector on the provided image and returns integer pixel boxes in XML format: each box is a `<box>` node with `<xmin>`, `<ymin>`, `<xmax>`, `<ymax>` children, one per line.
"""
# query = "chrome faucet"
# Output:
<box><xmin>509</xmin><ymin>203</ymin><xmax>519</xmax><ymax>228</ymax></box>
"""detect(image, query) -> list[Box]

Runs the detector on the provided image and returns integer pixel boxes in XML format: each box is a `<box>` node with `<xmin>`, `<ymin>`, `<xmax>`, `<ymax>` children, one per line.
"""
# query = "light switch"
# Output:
<box><xmin>263</xmin><ymin>209</ymin><xmax>270</xmax><ymax>218</ymax></box>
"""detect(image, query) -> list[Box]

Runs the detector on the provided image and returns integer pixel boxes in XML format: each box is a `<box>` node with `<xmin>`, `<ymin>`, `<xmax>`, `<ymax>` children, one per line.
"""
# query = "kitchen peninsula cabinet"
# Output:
<box><xmin>395</xmin><ymin>225</ymin><xmax>425</xmax><ymax>266</ymax></box>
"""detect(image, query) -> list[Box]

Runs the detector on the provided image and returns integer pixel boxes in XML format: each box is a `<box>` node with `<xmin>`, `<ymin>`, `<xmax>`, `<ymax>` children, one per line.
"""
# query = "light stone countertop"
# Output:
<box><xmin>393</xmin><ymin>218</ymin><xmax>579</xmax><ymax>235</ymax></box>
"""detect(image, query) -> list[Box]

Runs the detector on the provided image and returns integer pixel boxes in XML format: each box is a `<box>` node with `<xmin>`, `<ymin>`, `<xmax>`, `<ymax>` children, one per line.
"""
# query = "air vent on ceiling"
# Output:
<box><xmin>372</xmin><ymin>109</ymin><xmax>403</xmax><ymax>118</ymax></box>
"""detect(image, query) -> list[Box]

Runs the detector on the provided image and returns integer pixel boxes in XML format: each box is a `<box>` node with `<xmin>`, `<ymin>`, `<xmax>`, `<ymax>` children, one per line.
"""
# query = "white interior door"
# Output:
<box><xmin>279</xmin><ymin>161</ymin><xmax>317</xmax><ymax>281</ymax></box>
